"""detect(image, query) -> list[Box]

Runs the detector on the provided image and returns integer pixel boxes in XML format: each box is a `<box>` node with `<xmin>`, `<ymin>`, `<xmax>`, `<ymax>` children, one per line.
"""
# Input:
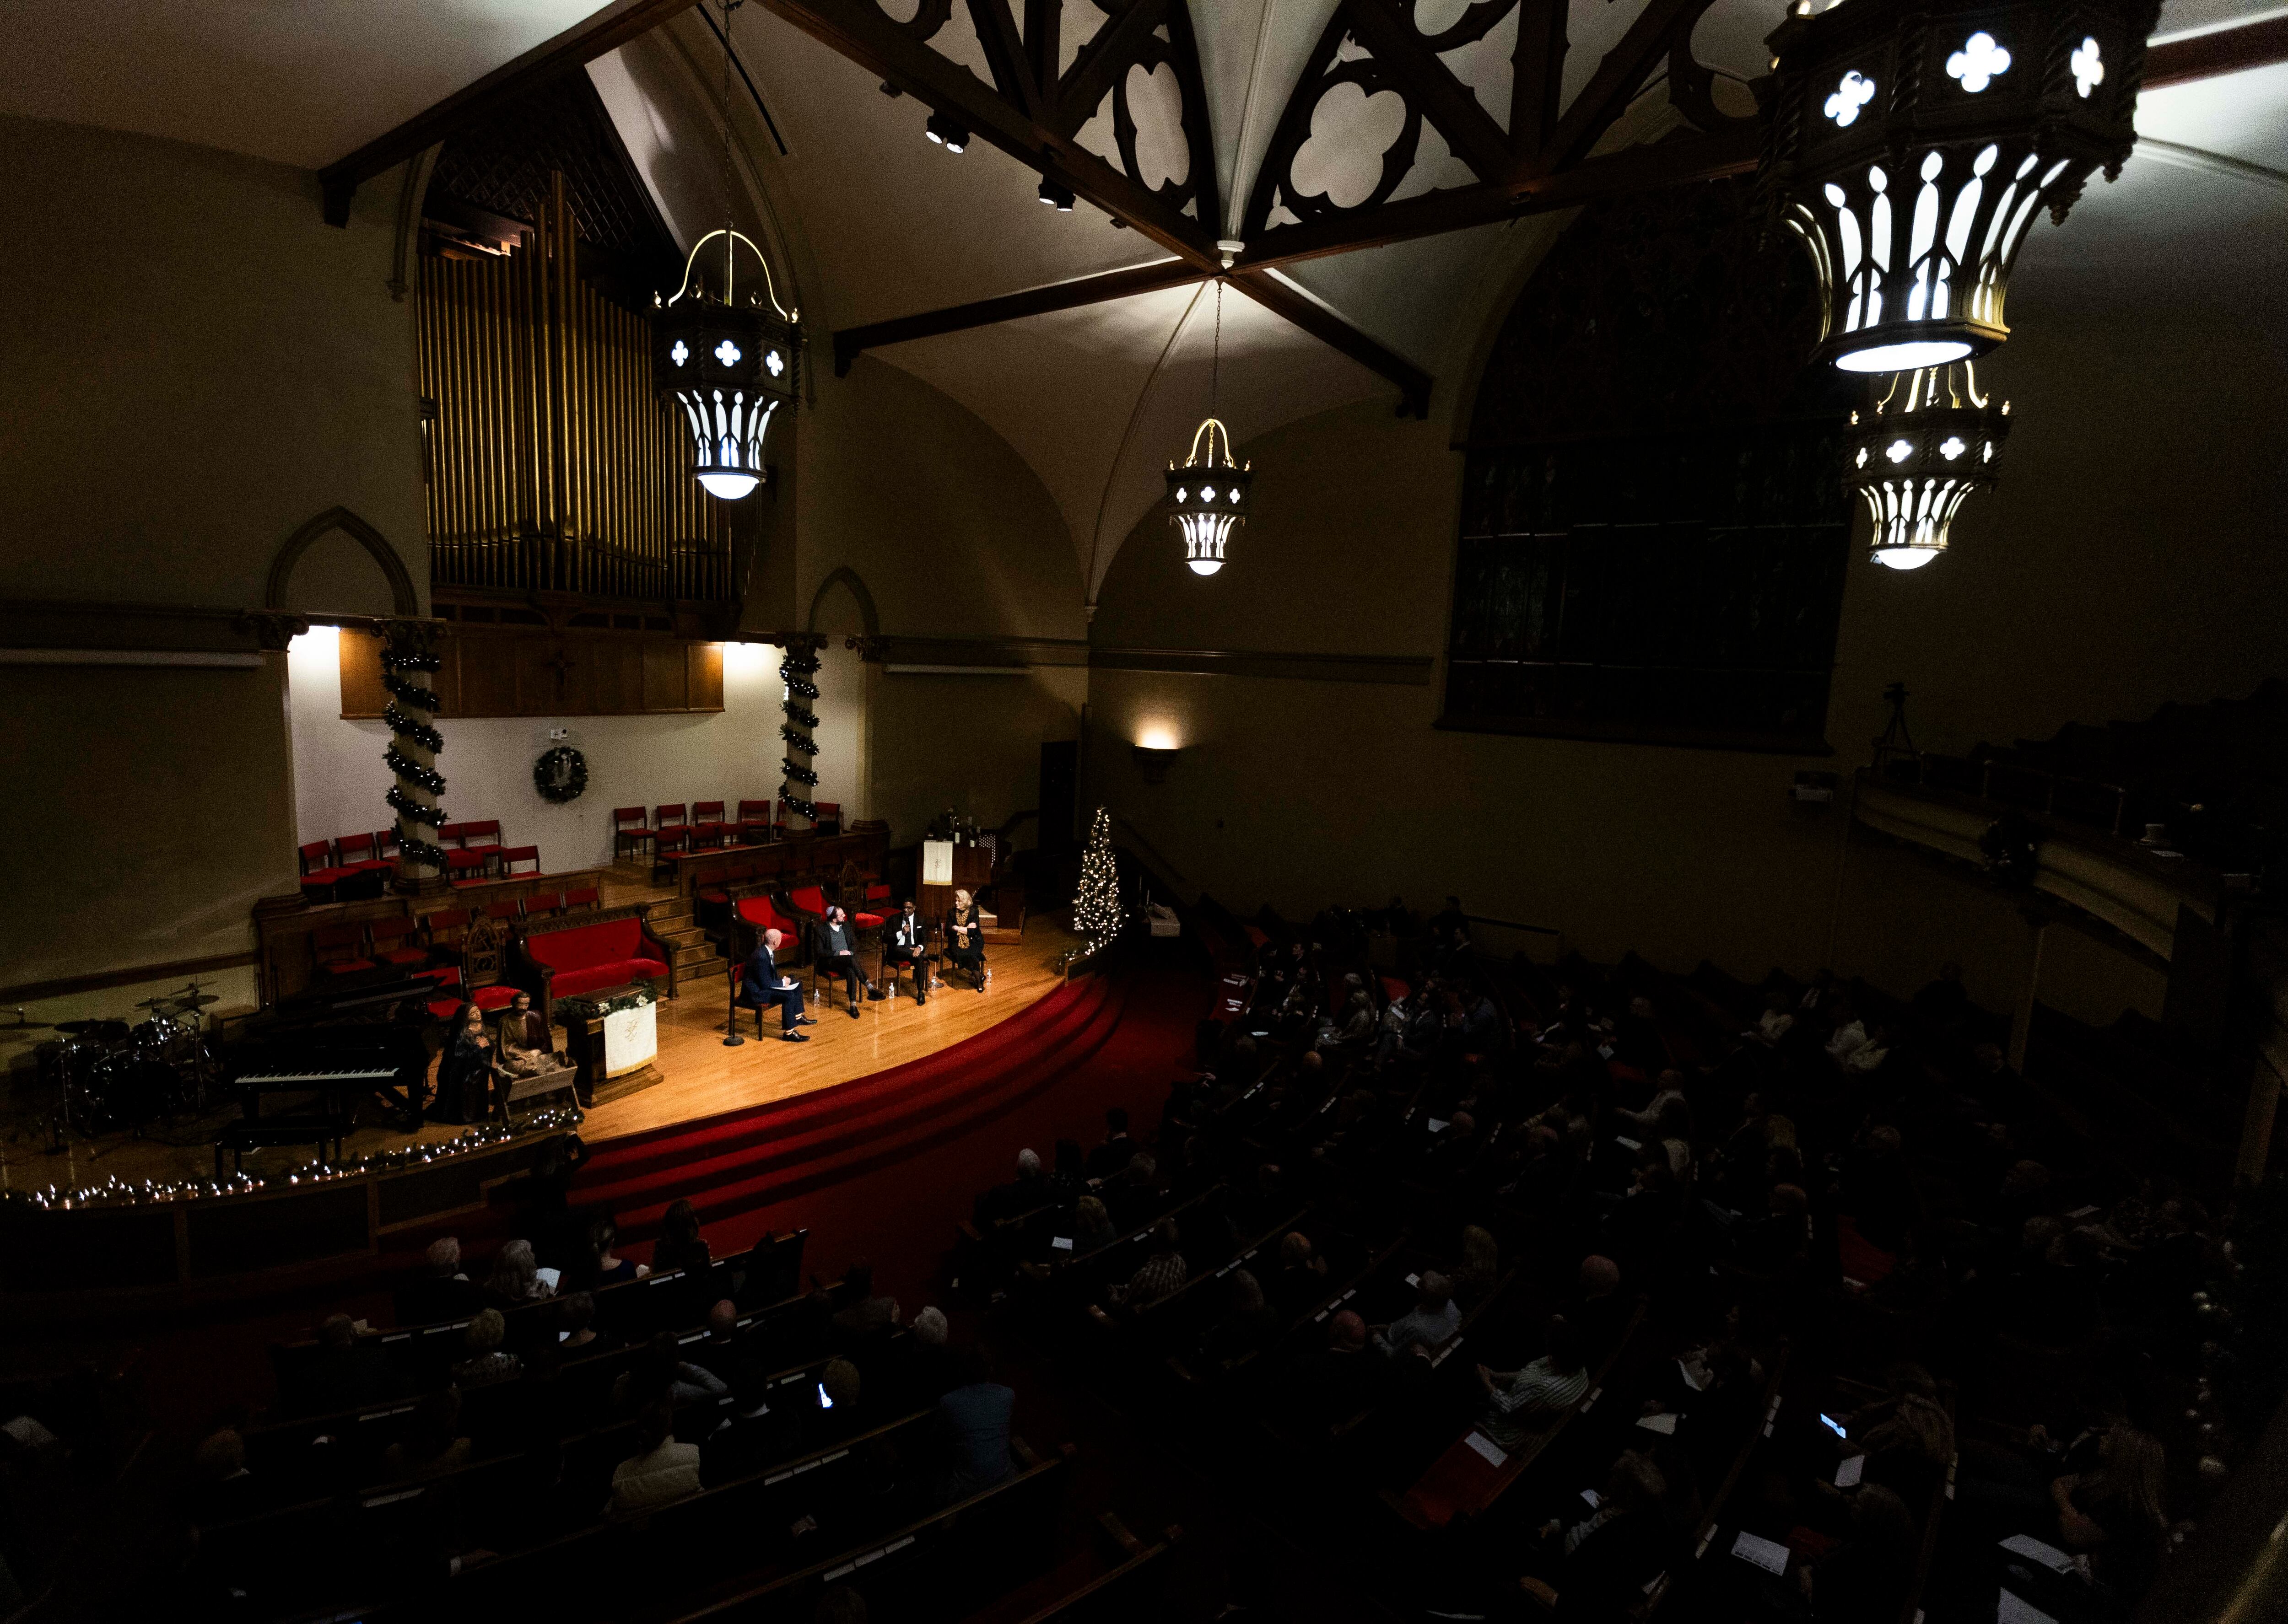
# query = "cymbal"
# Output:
<box><xmin>135</xmin><ymin>996</ymin><xmax>179</xmax><ymax>1011</ymax></box>
<box><xmin>169</xmin><ymin>993</ymin><xmax>222</xmax><ymax>1008</ymax></box>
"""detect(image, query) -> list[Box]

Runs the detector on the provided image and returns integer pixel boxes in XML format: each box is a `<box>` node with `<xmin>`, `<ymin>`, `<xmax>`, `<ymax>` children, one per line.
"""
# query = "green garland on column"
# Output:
<box><xmin>778</xmin><ymin>645</ymin><xmax>822</xmax><ymax>821</ymax></box>
<box><xmin>381</xmin><ymin>637</ymin><xmax>448</xmax><ymax>870</ymax></box>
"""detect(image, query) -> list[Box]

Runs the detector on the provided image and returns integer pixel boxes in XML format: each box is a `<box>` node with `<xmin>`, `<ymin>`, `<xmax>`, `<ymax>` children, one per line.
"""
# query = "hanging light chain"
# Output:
<box><xmin>720</xmin><ymin>0</ymin><xmax>740</xmax><ymax>301</ymax></box>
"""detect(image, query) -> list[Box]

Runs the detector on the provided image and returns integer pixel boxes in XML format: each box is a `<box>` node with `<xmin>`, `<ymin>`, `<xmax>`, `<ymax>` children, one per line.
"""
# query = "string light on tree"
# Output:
<box><xmin>778</xmin><ymin>639</ymin><xmax>824</xmax><ymax>823</ymax></box>
<box><xmin>1072</xmin><ymin>806</ymin><xmax>1125</xmax><ymax>951</ymax></box>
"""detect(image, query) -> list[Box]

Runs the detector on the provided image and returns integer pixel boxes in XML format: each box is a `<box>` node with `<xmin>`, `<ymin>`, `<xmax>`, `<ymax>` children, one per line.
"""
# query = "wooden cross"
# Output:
<box><xmin>543</xmin><ymin>645</ymin><xmax>576</xmax><ymax>694</ymax></box>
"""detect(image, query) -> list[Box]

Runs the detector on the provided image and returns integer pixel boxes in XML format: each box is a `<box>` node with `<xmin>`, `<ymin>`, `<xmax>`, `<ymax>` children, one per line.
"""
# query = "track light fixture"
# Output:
<box><xmin>1038</xmin><ymin>177</ymin><xmax>1075</xmax><ymax>211</ymax></box>
<box><xmin>924</xmin><ymin>113</ymin><xmax>969</xmax><ymax>153</ymax></box>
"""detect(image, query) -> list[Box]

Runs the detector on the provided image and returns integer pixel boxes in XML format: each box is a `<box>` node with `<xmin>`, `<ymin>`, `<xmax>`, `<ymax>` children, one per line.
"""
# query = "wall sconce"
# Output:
<box><xmin>1131</xmin><ymin>744</ymin><xmax>1180</xmax><ymax>784</ymax></box>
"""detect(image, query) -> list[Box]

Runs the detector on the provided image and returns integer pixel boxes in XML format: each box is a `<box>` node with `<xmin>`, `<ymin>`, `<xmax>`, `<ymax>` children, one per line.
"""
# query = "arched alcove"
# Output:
<box><xmin>266</xmin><ymin>506</ymin><xmax>421</xmax><ymax>619</ymax></box>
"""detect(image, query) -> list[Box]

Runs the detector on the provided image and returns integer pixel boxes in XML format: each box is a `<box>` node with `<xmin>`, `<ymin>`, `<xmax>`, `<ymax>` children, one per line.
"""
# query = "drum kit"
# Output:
<box><xmin>10</xmin><ymin>983</ymin><xmax>222</xmax><ymax>1140</ymax></box>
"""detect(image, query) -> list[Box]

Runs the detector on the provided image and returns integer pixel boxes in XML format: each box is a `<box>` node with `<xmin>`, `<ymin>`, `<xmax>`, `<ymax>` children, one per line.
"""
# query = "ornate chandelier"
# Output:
<box><xmin>653</xmin><ymin>0</ymin><xmax>799</xmax><ymax>500</ymax></box>
<box><xmin>1164</xmin><ymin>280</ymin><xmax>1251</xmax><ymax>577</ymax></box>
<box><xmin>1848</xmin><ymin>362</ymin><xmax>2011</xmax><ymax>569</ymax></box>
<box><xmin>1760</xmin><ymin>0</ymin><xmax>2157</xmax><ymax>374</ymax></box>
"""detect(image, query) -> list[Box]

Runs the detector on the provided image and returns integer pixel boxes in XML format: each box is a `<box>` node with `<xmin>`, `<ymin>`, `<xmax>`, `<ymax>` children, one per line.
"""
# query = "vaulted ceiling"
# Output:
<box><xmin>5</xmin><ymin>0</ymin><xmax>2283</xmax><ymax>602</ymax></box>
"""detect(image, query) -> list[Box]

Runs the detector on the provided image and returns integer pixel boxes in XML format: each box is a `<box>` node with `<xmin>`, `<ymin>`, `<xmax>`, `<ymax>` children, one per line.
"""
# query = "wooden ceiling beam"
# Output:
<box><xmin>317</xmin><ymin>0</ymin><xmax>704</xmax><ymax>226</ymax></box>
<box><xmin>1342</xmin><ymin>1</ymin><xmax>1516</xmax><ymax>182</ymax></box>
<box><xmin>831</xmin><ymin>259</ymin><xmax>1202</xmax><ymax>372</ymax></box>
<box><xmin>1235</xmin><ymin>124</ymin><xmax>1762</xmax><ymax>273</ymax></box>
<box><xmin>1539</xmin><ymin>0</ymin><xmax>1716</xmax><ymax>174</ymax></box>
<box><xmin>2143</xmin><ymin>12</ymin><xmax>2288</xmax><ymax>88</ymax></box>
<box><xmin>1228</xmin><ymin>272</ymin><xmax>1433</xmax><ymax>419</ymax></box>
<box><xmin>759</xmin><ymin>0</ymin><xmax>1221</xmax><ymax>268</ymax></box>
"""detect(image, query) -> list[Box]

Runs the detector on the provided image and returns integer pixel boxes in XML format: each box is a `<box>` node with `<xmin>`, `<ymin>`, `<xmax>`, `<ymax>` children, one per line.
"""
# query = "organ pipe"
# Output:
<box><xmin>416</xmin><ymin>172</ymin><xmax>737</xmax><ymax>603</ymax></box>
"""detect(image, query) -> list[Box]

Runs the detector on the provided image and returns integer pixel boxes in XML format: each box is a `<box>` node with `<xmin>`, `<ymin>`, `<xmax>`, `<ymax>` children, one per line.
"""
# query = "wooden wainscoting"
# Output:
<box><xmin>340</xmin><ymin>625</ymin><xmax>724</xmax><ymax>720</ymax></box>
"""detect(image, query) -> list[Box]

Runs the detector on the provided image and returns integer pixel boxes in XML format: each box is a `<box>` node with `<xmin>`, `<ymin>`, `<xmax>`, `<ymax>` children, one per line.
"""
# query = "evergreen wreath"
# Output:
<box><xmin>534</xmin><ymin>745</ymin><xmax>590</xmax><ymax>804</ymax></box>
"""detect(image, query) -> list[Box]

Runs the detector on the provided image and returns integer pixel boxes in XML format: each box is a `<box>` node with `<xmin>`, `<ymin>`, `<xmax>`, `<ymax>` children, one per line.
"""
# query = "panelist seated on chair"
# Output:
<box><xmin>811</xmin><ymin>905</ymin><xmax>874</xmax><ymax>1018</ymax></box>
<box><xmin>739</xmin><ymin>928</ymin><xmax>814</xmax><ymax>1042</ymax></box>
<box><xmin>944</xmin><ymin>888</ymin><xmax>988</xmax><ymax>992</ymax></box>
<box><xmin>884</xmin><ymin>899</ymin><xmax>932</xmax><ymax>1005</ymax></box>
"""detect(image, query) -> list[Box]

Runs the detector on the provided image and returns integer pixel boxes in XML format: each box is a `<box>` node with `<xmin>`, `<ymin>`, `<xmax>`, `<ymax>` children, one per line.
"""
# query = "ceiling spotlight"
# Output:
<box><xmin>924</xmin><ymin>113</ymin><xmax>969</xmax><ymax>152</ymax></box>
<box><xmin>1038</xmin><ymin>178</ymin><xmax>1075</xmax><ymax>211</ymax></box>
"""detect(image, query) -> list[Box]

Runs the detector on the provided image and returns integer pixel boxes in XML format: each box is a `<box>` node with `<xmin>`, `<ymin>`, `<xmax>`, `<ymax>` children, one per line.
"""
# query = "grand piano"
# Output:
<box><xmin>221</xmin><ymin>969</ymin><xmax>440</xmax><ymax>1165</ymax></box>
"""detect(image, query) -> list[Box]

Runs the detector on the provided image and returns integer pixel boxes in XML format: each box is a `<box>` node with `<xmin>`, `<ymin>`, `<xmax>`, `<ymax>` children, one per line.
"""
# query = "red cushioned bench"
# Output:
<box><xmin>513</xmin><ymin>903</ymin><xmax>676</xmax><ymax>1020</ymax></box>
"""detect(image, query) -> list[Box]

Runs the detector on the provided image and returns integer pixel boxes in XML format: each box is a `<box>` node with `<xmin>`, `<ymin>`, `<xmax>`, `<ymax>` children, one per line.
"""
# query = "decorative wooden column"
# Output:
<box><xmin>380</xmin><ymin>620</ymin><xmax>451</xmax><ymax>895</ymax></box>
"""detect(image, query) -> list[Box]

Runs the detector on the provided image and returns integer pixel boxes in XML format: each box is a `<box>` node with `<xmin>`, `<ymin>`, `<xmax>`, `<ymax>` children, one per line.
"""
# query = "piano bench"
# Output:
<box><xmin>214</xmin><ymin>1115</ymin><xmax>349</xmax><ymax>1178</ymax></box>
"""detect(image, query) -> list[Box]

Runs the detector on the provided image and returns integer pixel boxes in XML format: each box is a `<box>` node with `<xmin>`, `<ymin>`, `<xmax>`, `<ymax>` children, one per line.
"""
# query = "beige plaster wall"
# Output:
<box><xmin>0</xmin><ymin>114</ymin><xmax>427</xmax><ymax>611</ymax></box>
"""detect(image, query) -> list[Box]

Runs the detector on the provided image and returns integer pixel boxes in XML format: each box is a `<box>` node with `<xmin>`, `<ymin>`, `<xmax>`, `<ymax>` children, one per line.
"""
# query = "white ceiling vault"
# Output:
<box><xmin>3</xmin><ymin>0</ymin><xmax>2282</xmax><ymax>604</ymax></box>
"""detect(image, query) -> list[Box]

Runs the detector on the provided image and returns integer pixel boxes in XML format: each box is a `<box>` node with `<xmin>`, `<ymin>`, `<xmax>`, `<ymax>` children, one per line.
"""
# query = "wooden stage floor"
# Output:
<box><xmin>0</xmin><ymin>922</ymin><xmax>1083</xmax><ymax>1198</ymax></box>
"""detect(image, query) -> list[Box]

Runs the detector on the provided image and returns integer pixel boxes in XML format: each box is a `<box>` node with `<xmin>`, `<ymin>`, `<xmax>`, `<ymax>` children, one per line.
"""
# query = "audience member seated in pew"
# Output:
<box><xmin>701</xmin><ymin>1364</ymin><xmax>789</xmax><ymax>1486</ymax></box>
<box><xmin>1288</xmin><ymin>1310</ymin><xmax>1382</xmax><ymax>1427</ymax></box>
<box><xmin>1832</xmin><ymin>1363</ymin><xmax>1956</xmax><ymax>1503</ymax></box>
<box><xmin>1071</xmin><ymin>1195</ymin><xmax>1117</xmax><ymax>1253</ymax></box>
<box><xmin>1795</xmin><ymin>1482</ymin><xmax>1918</xmax><ymax>1624</ymax></box>
<box><xmin>379</xmin><ymin>1389</ymin><xmax>472</xmax><ymax>1484</ymax></box>
<box><xmin>608</xmin><ymin>1398</ymin><xmax>702</xmax><ymax>1520</ymax></box>
<box><xmin>1474</xmin><ymin>1316</ymin><xmax>1590</xmax><ymax>1450</ymax></box>
<box><xmin>611</xmin><ymin>1331</ymin><xmax>730</xmax><ymax>1413</ymax></box>
<box><xmin>910</xmin><ymin>1307</ymin><xmax>955</xmax><ymax>1399</ymax></box>
<box><xmin>687</xmin><ymin>1300</ymin><xmax>756</xmax><ymax>1390</ymax></box>
<box><xmin>933</xmin><ymin>1344</ymin><xmax>1015</xmax><ymax>1506</ymax></box>
<box><xmin>571</xmin><ymin>1214</ymin><xmax>649</xmax><ymax>1291</ymax></box>
<box><xmin>831</xmin><ymin>1263</ymin><xmax>901</xmax><ymax>1351</ymax></box>
<box><xmin>288</xmin><ymin>1313</ymin><xmax>401</xmax><ymax>1415</ymax></box>
<box><xmin>556</xmin><ymin>1291</ymin><xmax>611</xmax><ymax>1355</ymax></box>
<box><xmin>1085</xmin><ymin>1108</ymin><xmax>1136</xmax><ymax>1181</ymax></box>
<box><xmin>1956</xmin><ymin>1421</ymin><xmax>2170</xmax><ymax>1602</ymax></box>
<box><xmin>1267</xmin><ymin>1230</ymin><xmax>1331</xmax><ymax>1313</ymax></box>
<box><xmin>1522</xmin><ymin>1450</ymin><xmax>1672</xmax><ymax>1620</ymax></box>
<box><xmin>1372</xmin><ymin>1273</ymin><xmax>1458</xmax><ymax>1360</ymax></box>
<box><xmin>1108</xmin><ymin>1222</ymin><xmax>1187</xmax><ymax>1312</ymax></box>
<box><xmin>1196</xmin><ymin>1271</ymin><xmax>1282</xmax><ymax>1366</ymax></box>
<box><xmin>653</xmin><ymin>1198</ymin><xmax>713</xmax><ymax>1275</ymax></box>
<box><xmin>192</xmin><ymin>1427</ymin><xmax>258</xmax><ymax>1522</ymax></box>
<box><xmin>398</xmin><ymin>1236</ymin><xmax>485</xmax><ymax>1326</ymax></box>
<box><xmin>979</xmin><ymin>1148</ymin><xmax>1047</xmax><ymax>1221</ymax></box>
<box><xmin>450</xmin><ymin>1308</ymin><xmax>521</xmax><ymax>1389</ymax></box>
<box><xmin>1635</xmin><ymin>1337</ymin><xmax>1762</xmax><ymax>1489</ymax></box>
<box><xmin>485</xmin><ymin>1237</ymin><xmax>556</xmax><ymax>1307</ymax></box>
<box><xmin>1104</xmin><ymin>1154</ymin><xmax>1164</xmax><ymax>1232</ymax></box>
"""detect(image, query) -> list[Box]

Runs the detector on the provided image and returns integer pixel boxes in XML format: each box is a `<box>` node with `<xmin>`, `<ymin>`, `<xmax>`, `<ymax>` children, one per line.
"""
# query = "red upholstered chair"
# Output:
<box><xmin>525</xmin><ymin>892</ymin><xmax>565</xmax><ymax>920</ymax></box>
<box><xmin>734</xmin><ymin>894</ymin><xmax>800</xmax><ymax>948</ymax></box>
<box><xmin>692</xmin><ymin>800</ymin><xmax>728</xmax><ymax>850</ymax></box>
<box><xmin>654</xmin><ymin>805</ymin><xmax>689</xmax><ymax>841</ymax></box>
<box><xmin>297</xmin><ymin>841</ymin><xmax>354</xmax><ymax>903</ymax></box>
<box><xmin>653</xmin><ymin>827</ymin><xmax>690</xmax><ymax>872</ymax></box>
<box><xmin>461</xmin><ymin>819</ymin><xmax>503</xmax><ymax>855</ymax></box>
<box><xmin>811</xmin><ymin>801</ymin><xmax>842</xmax><ymax>836</ymax></box>
<box><xmin>368</xmin><ymin>914</ymin><xmax>428</xmax><ymax>968</ymax></box>
<box><xmin>499</xmin><ymin>845</ymin><xmax>542</xmax><ymax>878</ymax></box>
<box><xmin>337</xmin><ymin>832</ymin><xmax>394</xmax><ymax>878</ymax></box>
<box><xmin>562</xmin><ymin>887</ymin><xmax>601</xmax><ymax>912</ymax></box>
<box><xmin>485</xmin><ymin>898</ymin><xmax>524</xmax><ymax>926</ymax></box>
<box><xmin>446</xmin><ymin>850</ymin><xmax>496</xmax><ymax>887</ymax></box>
<box><xmin>473</xmin><ymin>984</ymin><xmax>519</xmax><ymax>1012</ymax></box>
<box><xmin>612</xmin><ymin>807</ymin><xmax>654</xmax><ymax>863</ymax></box>
<box><xmin>312</xmin><ymin>921</ymin><xmax>373</xmax><ymax>976</ymax></box>
<box><xmin>737</xmin><ymin>799</ymin><xmax>777</xmax><ymax>844</ymax></box>
<box><xmin>420</xmin><ymin>908</ymin><xmax>470</xmax><ymax>959</ymax></box>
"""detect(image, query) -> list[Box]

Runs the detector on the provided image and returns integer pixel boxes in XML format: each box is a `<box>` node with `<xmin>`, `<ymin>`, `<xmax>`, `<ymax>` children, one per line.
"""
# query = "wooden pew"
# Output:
<box><xmin>1014</xmin><ymin>1512</ymin><xmax>1183</xmax><ymax>1624</ymax></box>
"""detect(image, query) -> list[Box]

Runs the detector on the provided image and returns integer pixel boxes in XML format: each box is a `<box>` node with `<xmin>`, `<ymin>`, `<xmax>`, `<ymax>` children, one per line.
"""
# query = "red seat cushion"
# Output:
<box><xmin>699</xmin><ymin>888</ymin><xmax>728</xmax><ymax>905</ymax></box>
<box><xmin>420</xmin><ymin>967</ymin><xmax>461</xmax><ymax>987</ymax></box>
<box><xmin>473</xmin><ymin>985</ymin><xmax>519</xmax><ymax>1011</ymax></box>
<box><xmin>426</xmin><ymin>997</ymin><xmax>462</xmax><ymax>1021</ymax></box>
<box><xmin>378</xmin><ymin>948</ymin><xmax>429</xmax><ymax>966</ymax></box>
<box><xmin>789</xmin><ymin>887</ymin><xmax>827</xmax><ymax>916</ymax></box>
<box><xmin>349</xmin><ymin>860</ymin><xmax>397</xmax><ymax>875</ymax></box>
<box><xmin>853</xmin><ymin>912</ymin><xmax>884</xmax><ymax>929</ymax></box>
<box><xmin>735</xmin><ymin>898</ymin><xmax>793</xmax><ymax>935</ymax></box>
<box><xmin>548</xmin><ymin>959</ymin><xmax>666</xmax><ymax>998</ymax></box>
<box><xmin>320</xmin><ymin>957</ymin><xmax>377</xmax><ymax>974</ymax></box>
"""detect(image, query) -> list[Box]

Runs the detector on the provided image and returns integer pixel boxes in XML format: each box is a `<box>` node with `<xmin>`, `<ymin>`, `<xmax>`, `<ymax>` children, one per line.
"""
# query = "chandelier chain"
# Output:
<box><xmin>719</xmin><ymin>0</ymin><xmax>740</xmax><ymax>298</ymax></box>
<box><xmin>1210</xmin><ymin>277</ymin><xmax>1222</xmax><ymax>418</ymax></box>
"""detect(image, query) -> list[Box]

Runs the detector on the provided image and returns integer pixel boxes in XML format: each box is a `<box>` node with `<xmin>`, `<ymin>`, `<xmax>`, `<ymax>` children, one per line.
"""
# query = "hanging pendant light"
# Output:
<box><xmin>654</xmin><ymin>0</ymin><xmax>800</xmax><ymax>500</ymax></box>
<box><xmin>1759</xmin><ymin>0</ymin><xmax>2158</xmax><ymax>373</ymax></box>
<box><xmin>1848</xmin><ymin>361</ymin><xmax>2011</xmax><ymax>570</ymax></box>
<box><xmin>1164</xmin><ymin>279</ymin><xmax>1251</xmax><ymax>577</ymax></box>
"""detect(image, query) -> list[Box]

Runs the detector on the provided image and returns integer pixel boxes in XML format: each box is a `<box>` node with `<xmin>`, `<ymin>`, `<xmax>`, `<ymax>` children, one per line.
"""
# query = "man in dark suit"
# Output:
<box><xmin>740</xmin><ymin>928</ymin><xmax>810</xmax><ymax>1042</ymax></box>
<box><xmin>885</xmin><ymin>899</ymin><xmax>931</xmax><ymax>1005</ymax></box>
<box><xmin>814</xmin><ymin>904</ymin><xmax>869</xmax><ymax>1018</ymax></box>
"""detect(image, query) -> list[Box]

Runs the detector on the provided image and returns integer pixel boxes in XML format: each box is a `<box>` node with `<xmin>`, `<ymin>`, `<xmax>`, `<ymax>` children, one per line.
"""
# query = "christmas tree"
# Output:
<box><xmin>1072</xmin><ymin>805</ymin><xmax>1124</xmax><ymax>948</ymax></box>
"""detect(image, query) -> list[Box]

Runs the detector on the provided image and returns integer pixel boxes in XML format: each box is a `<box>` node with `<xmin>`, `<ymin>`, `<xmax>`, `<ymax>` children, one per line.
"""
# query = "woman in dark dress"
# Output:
<box><xmin>944</xmin><ymin>888</ymin><xmax>987</xmax><ymax>992</ymax></box>
<box><xmin>436</xmin><ymin>1002</ymin><xmax>502</xmax><ymax>1124</ymax></box>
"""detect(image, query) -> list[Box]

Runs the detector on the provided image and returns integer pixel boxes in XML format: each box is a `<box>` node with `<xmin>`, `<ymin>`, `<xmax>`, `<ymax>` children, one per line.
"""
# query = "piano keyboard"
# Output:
<box><xmin>237</xmin><ymin>1066</ymin><xmax>402</xmax><ymax>1087</ymax></box>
